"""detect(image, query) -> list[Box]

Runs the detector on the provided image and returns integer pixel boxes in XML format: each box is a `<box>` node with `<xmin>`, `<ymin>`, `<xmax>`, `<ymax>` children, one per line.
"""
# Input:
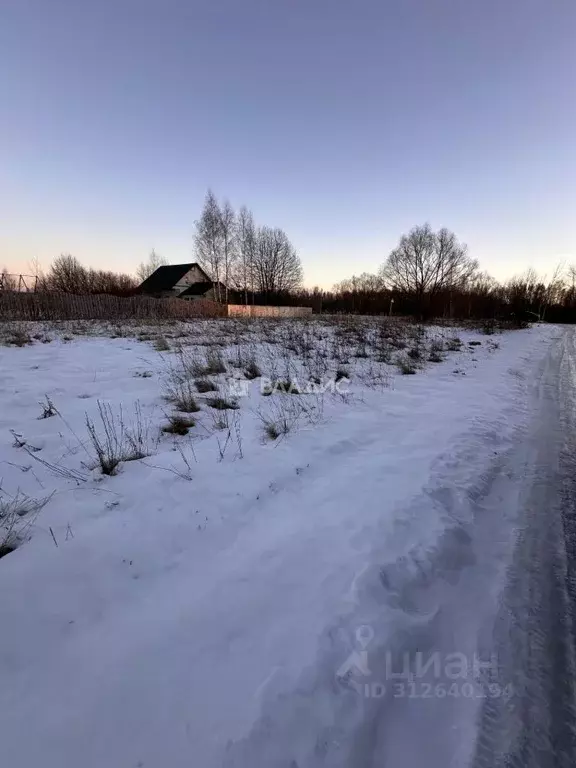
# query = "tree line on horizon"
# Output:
<box><xmin>306</xmin><ymin>223</ymin><xmax>572</xmax><ymax>323</ymax></box>
<box><xmin>2</xmin><ymin>211</ymin><xmax>576</xmax><ymax>322</ymax></box>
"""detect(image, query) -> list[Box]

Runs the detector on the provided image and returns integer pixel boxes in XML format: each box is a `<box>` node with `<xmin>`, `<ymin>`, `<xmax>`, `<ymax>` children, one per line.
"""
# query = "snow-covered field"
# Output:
<box><xmin>0</xmin><ymin>317</ymin><xmax>558</xmax><ymax>767</ymax></box>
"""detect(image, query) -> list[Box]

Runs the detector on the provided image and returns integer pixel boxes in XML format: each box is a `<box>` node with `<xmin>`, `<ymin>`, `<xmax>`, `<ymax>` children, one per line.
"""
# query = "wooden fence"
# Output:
<box><xmin>0</xmin><ymin>292</ymin><xmax>227</xmax><ymax>321</ymax></box>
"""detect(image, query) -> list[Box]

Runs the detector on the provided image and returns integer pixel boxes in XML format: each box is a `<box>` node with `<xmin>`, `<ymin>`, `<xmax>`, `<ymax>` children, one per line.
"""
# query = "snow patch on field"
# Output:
<box><xmin>0</xmin><ymin>319</ymin><xmax>558</xmax><ymax>767</ymax></box>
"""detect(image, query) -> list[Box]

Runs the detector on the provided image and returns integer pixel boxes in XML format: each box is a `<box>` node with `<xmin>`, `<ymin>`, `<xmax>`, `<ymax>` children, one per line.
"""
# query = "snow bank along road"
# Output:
<box><xmin>0</xmin><ymin>323</ymin><xmax>574</xmax><ymax>767</ymax></box>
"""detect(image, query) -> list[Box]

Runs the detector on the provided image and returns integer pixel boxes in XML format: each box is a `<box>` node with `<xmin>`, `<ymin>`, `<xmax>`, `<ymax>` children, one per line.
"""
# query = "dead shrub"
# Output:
<box><xmin>397</xmin><ymin>357</ymin><xmax>418</xmax><ymax>375</ymax></box>
<box><xmin>195</xmin><ymin>378</ymin><xmax>217</xmax><ymax>393</ymax></box>
<box><xmin>376</xmin><ymin>349</ymin><xmax>392</xmax><ymax>364</ymax></box>
<box><xmin>258</xmin><ymin>398</ymin><xmax>301</xmax><ymax>441</ymax></box>
<box><xmin>359</xmin><ymin>360</ymin><xmax>391</xmax><ymax>389</ymax></box>
<box><xmin>164</xmin><ymin>378</ymin><xmax>201</xmax><ymax>413</ymax></box>
<box><xmin>206</xmin><ymin>396</ymin><xmax>239</xmax><ymax>410</ymax></box>
<box><xmin>264</xmin><ymin>422</ymin><xmax>280</xmax><ymax>440</ymax></box>
<box><xmin>0</xmin><ymin>490</ymin><xmax>53</xmax><ymax>558</ymax></box>
<box><xmin>202</xmin><ymin>348</ymin><xmax>226</xmax><ymax>376</ymax></box>
<box><xmin>85</xmin><ymin>400</ymin><xmax>153</xmax><ymax>476</ymax></box>
<box><xmin>154</xmin><ymin>336</ymin><xmax>171</xmax><ymax>352</ymax></box>
<box><xmin>38</xmin><ymin>395</ymin><xmax>57</xmax><ymax>419</ymax></box>
<box><xmin>354</xmin><ymin>343</ymin><xmax>370</xmax><ymax>359</ymax></box>
<box><xmin>447</xmin><ymin>336</ymin><xmax>462</xmax><ymax>351</ymax></box>
<box><xmin>244</xmin><ymin>359</ymin><xmax>261</xmax><ymax>379</ymax></box>
<box><xmin>162</xmin><ymin>414</ymin><xmax>196</xmax><ymax>435</ymax></box>
<box><xmin>3</xmin><ymin>325</ymin><xmax>33</xmax><ymax>347</ymax></box>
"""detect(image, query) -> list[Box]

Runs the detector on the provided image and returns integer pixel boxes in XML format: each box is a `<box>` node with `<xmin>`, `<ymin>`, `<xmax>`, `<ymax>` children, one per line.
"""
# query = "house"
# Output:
<box><xmin>137</xmin><ymin>263</ymin><xmax>229</xmax><ymax>301</ymax></box>
<box><xmin>178</xmin><ymin>281</ymin><xmax>229</xmax><ymax>302</ymax></box>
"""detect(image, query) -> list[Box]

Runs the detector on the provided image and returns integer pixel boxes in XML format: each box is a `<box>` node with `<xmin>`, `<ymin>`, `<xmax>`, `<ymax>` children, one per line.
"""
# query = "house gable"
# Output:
<box><xmin>138</xmin><ymin>263</ymin><xmax>212</xmax><ymax>297</ymax></box>
<box><xmin>173</xmin><ymin>264</ymin><xmax>210</xmax><ymax>291</ymax></box>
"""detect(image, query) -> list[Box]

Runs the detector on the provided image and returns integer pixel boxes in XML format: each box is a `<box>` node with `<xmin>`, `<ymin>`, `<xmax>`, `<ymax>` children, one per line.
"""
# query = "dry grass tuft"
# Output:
<box><xmin>195</xmin><ymin>378</ymin><xmax>218</xmax><ymax>393</ymax></box>
<box><xmin>206</xmin><ymin>396</ymin><xmax>239</xmax><ymax>410</ymax></box>
<box><xmin>162</xmin><ymin>414</ymin><xmax>196</xmax><ymax>435</ymax></box>
<box><xmin>397</xmin><ymin>357</ymin><xmax>418</xmax><ymax>375</ymax></box>
<box><xmin>85</xmin><ymin>400</ymin><xmax>154</xmax><ymax>475</ymax></box>
<box><xmin>244</xmin><ymin>359</ymin><xmax>261</xmax><ymax>380</ymax></box>
<box><xmin>0</xmin><ymin>490</ymin><xmax>53</xmax><ymax>558</ymax></box>
<box><xmin>154</xmin><ymin>336</ymin><xmax>171</xmax><ymax>352</ymax></box>
<box><xmin>38</xmin><ymin>395</ymin><xmax>57</xmax><ymax>419</ymax></box>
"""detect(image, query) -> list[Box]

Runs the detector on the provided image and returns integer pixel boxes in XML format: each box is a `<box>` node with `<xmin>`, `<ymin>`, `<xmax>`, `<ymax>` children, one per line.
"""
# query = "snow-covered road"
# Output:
<box><xmin>0</xmin><ymin>322</ymin><xmax>573</xmax><ymax>767</ymax></box>
<box><xmin>341</xmin><ymin>325</ymin><xmax>576</xmax><ymax>768</ymax></box>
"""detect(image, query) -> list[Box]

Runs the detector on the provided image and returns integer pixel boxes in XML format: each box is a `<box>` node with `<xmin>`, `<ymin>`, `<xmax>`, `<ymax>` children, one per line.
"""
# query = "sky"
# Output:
<box><xmin>1</xmin><ymin>0</ymin><xmax>575</xmax><ymax>289</ymax></box>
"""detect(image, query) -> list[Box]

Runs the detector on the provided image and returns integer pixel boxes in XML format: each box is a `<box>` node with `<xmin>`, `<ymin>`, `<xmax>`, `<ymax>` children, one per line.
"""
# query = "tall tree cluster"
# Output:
<box><xmin>194</xmin><ymin>190</ymin><xmax>303</xmax><ymax>302</ymax></box>
<box><xmin>381</xmin><ymin>224</ymin><xmax>478</xmax><ymax>304</ymax></box>
<box><xmin>30</xmin><ymin>255</ymin><xmax>137</xmax><ymax>296</ymax></box>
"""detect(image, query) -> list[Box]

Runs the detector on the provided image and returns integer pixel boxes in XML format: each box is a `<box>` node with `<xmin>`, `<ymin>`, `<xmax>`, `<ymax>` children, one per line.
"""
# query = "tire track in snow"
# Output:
<box><xmin>472</xmin><ymin>327</ymin><xmax>576</xmax><ymax>768</ymax></box>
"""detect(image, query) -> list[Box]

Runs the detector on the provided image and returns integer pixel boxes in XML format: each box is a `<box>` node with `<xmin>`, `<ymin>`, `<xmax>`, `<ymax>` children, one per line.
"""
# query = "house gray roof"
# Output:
<box><xmin>137</xmin><ymin>263</ymin><xmax>209</xmax><ymax>293</ymax></box>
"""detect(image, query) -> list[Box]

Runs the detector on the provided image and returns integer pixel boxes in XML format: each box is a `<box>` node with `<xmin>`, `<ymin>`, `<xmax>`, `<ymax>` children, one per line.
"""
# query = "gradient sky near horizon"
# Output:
<box><xmin>1</xmin><ymin>0</ymin><xmax>575</xmax><ymax>288</ymax></box>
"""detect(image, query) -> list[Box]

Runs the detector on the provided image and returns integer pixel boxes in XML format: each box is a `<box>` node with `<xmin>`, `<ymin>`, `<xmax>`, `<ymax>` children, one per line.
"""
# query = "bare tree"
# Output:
<box><xmin>381</xmin><ymin>224</ymin><xmax>478</xmax><ymax>315</ymax></box>
<box><xmin>334</xmin><ymin>272</ymin><xmax>386</xmax><ymax>294</ymax></box>
<box><xmin>0</xmin><ymin>267</ymin><xmax>18</xmax><ymax>291</ymax></box>
<box><xmin>27</xmin><ymin>256</ymin><xmax>44</xmax><ymax>290</ymax></box>
<box><xmin>542</xmin><ymin>263</ymin><xmax>565</xmax><ymax>320</ymax></box>
<box><xmin>136</xmin><ymin>249</ymin><xmax>167</xmax><ymax>283</ymax></box>
<box><xmin>565</xmin><ymin>265</ymin><xmax>576</xmax><ymax>308</ymax></box>
<box><xmin>88</xmin><ymin>269</ymin><xmax>137</xmax><ymax>295</ymax></box>
<box><xmin>40</xmin><ymin>255</ymin><xmax>136</xmax><ymax>295</ymax></box>
<box><xmin>219</xmin><ymin>199</ymin><xmax>237</xmax><ymax>303</ymax></box>
<box><xmin>467</xmin><ymin>271</ymin><xmax>497</xmax><ymax>296</ymax></box>
<box><xmin>503</xmin><ymin>268</ymin><xmax>552</xmax><ymax>321</ymax></box>
<box><xmin>194</xmin><ymin>190</ymin><xmax>223</xmax><ymax>302</ymax></box>
<box><xmin>46</xmin><ymin>254</ymin><xmax>90</xmax><ymax>293</ymax></box>
<box><xmin>253</xmin><ymin>227</ymin><xmax>303</xmax><ymax>297</ymax></box>
<box><xmin>236</xmin><ymin>206</ymin><xmax>256</xmax><ymax>304</ymax></box>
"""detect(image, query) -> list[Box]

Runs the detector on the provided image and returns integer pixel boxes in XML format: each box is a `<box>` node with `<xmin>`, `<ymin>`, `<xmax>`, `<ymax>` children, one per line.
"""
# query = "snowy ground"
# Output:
<box><xmin>0</xmin><ymin>318</ymin><xmax>564</xmax><ymax>767</ymax></box>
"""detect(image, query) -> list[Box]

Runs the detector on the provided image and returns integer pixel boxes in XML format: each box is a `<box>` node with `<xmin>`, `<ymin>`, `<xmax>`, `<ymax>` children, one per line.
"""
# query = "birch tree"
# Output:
<box><xmin>219</xmin><ymin>199</ymin><xmax>237</xmax><ymax>303</ymax></box>
<box><xmin>236</xmin><ymin>206</ymin><xmax>256</xmax><ymax>304</ymax></box>
<box><xmin>194</xmin><ymin>190</ymin><xmax>223</xmax><ymax>302</ymax></box>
